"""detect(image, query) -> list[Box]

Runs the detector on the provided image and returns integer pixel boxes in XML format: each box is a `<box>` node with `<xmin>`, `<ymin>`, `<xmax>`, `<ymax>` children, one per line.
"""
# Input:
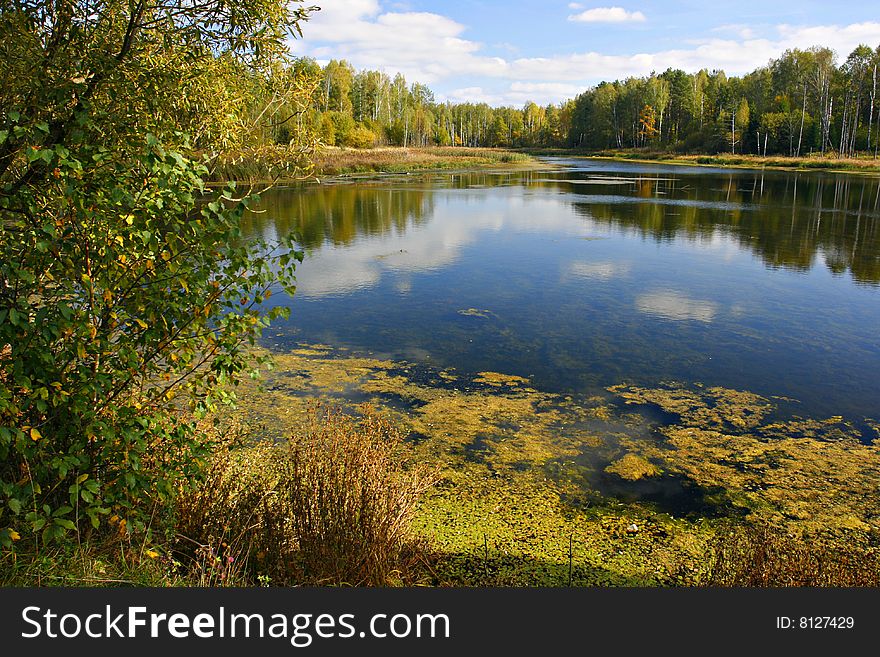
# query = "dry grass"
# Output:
<box><xmin>572</xmin><ymin>149</ymin><xmax>880</xmax><ymax>173</ymax></box>
<box><xmin>705</xmin><ymin>524</ymin><xmax>880</xmax><ymax>587</ymax></box>
<box><xmin>313</xmin><ymin>146</ymin><xmax>532</xmax><ymax>176</ymax></box>
<box><xmin>173</xmin><ymin>404</ymin><xmax>438</xmax><ymax>586</ymax></box>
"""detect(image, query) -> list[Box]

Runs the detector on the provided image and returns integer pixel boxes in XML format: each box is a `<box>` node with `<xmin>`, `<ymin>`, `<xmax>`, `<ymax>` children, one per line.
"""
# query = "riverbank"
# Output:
<box><xmin>211</xmin><ymin>146</ymin><xmax>880</xmax><ymax>185</ymax></box>
<box><xmin>525</xmin><ymin>148</ymin><xmax>880</xmax><ymax>174</ymax></box>
<box><xmin>315</xmin><ymin>146</ymin><xmax>535</xmax><ymax>176</ymax></box>
<box><xmin>209</xmin><ymin>146</ymin><xmax>537</xmax><ymax>183</ymax></box>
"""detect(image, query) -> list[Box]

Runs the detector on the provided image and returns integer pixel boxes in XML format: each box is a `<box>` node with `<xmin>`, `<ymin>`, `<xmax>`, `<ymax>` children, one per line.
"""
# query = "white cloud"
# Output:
<box><xmin>566</xmin><ymin>260</ymin><xmax>631</xmax><ymax>281</ymax></box>
<box><xmin>636</xmin><ymin>291</ymin><xmax>719</xmax><ymax>323</ymax></box>
<box><xmin>288</xmin><ymin>188</ymin><xmax>586</xmax><ymax>298</ymax></box>
<box><xmin>712</xmin><ymin>23</ymin><xmax>757</xmax><ymax>39</ymax></box>
<box><xmin>291</xmin><ymin>1</ymin><xmax>506</xmax><ymax>84</ymax></box>
<box><xmin>568</xmin><ymin>2</ymin><xmax>585</xmax><ymax>8</ymax></box>
<box><xmin>568</xmin><ymin>7</ymin><xmax>647</xmax><ymax>24</ymax></box>
<box><xmin>292</xmin><ymin>4</ymin><xmax>880</xmax><ymax>105</ymax></box>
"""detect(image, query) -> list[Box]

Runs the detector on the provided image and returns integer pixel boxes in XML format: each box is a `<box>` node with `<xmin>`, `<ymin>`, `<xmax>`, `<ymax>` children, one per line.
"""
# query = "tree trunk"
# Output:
<box><xmin>868</xmin><ymin>65</ymin><xmax>876</xmax><ymax>152</ymax></box>
<box><xmin>797</xmin><ymin>80</ymin><xmax>806</xmax><ymax>157</ymax></box>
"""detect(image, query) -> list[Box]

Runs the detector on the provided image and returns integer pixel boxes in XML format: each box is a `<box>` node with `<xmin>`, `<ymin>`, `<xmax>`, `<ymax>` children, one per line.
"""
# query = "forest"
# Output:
<box><xmin>283</xmin><ymin>46</ymin><xmax>880</xmax><ymax>157</ymax></box>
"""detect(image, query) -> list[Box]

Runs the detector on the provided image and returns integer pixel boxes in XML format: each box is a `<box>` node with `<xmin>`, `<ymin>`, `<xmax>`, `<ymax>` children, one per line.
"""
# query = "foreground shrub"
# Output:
<box><xmin>0</xmin><ymin>1</ymin><xmax>316</xmax><ymax>550</ymax></box>
<box><xmin>174</xmin><ymin>406</ymin><xmax>437</xmax><ymax>586</ymax></box>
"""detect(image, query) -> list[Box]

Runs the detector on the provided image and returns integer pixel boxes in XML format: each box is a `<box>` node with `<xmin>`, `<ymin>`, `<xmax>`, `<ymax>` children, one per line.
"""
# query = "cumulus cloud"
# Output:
<box><xmin>566</xmin><ymin>261</ymin><xmax>631</xmax><ymax>281</ymax></box>
<box><xmin>291</xmin><ymin>3</ymin><xmax>880</xmax><ymax>105</ymax></box>
<box><xmin>568</xmin><ymin>7</ymin><xmax>647</xmax><ymax>24</ymax></box>
<box><xmin>711</xmin><ymin>23</ymin><xmax>757</xmax><ymax>39</ymax></box>
<box><xmin>636</xmin><ymin>291</ymin><xmax>719</xmax><ymax>323</ymax></box>
<box><xmin>290</xmin><ymin>0</ymin><xmax>506</xmax><ymax>83</ymax></box>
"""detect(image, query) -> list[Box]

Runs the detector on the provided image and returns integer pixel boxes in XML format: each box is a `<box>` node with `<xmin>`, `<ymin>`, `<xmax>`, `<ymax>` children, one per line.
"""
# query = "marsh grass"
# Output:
<box><xmin>173</xmin><ymin>404</ymin><xmax>438</xmax><ymax>586</ymax></box>
<box><xmin>537</xmin><ymin>148</ymin><xmax>880</xmax><ymax>173</ymax></box>
<box><xmin>210</xmin><ymin>146</ymin><xmax>533</xmax><ymax>181</ymax></box>
<box><xmin>314</xmin><ymin>146</ymin><xmax>532</xmax><ymax>176</ymax></box>
<box><xmin>705</xmin><ymin>524</ymin><xmax>880</xmax><ymax>587</ymax></box>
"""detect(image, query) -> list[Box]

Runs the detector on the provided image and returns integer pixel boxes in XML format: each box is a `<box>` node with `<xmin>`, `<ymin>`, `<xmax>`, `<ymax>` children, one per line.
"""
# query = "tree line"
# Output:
<box><xmin>296</xmin><ymin>45</ymin><xmax>880</xmax><ymax>157</ymax></box>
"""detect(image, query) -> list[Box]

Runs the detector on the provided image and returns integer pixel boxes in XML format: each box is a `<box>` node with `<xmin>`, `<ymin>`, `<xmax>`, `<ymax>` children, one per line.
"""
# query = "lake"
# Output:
<box><xmin>243</xmin><ymin>158</ymin><xmax>880</xmax><ymax>433</ymax></box>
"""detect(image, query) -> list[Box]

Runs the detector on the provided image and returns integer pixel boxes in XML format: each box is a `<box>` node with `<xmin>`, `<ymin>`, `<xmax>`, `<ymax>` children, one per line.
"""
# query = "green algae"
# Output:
<box><xmin>607</xmin><ymin>384</ymin><xmax>880</xmax><ymax>535</ymax></box>
<box><xmin>608</xmin><ymin>383</ymin><xmax>774</xmax><ymax>431</ymax></box>
<box><xmin>457</xmin><ymin>308</ymin><xmax>496</xmax><ymax>319</ymax></box>
<box><xmin>605</xmin><ymin>454</ymin><xmax>662</xmax><ymax>481</ymax></box>
<box><xmin>235</xmin><ymin>345</ymin><xmax>880</xmax><ymax>585</ymax></box>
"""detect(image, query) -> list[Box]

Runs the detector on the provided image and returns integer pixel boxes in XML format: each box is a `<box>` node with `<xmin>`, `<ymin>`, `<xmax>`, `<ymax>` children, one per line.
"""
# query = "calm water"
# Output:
<box><xmin>243</xmin><ymin>159</ymin><xmax>880</xmax><ymax>426</ymax></box>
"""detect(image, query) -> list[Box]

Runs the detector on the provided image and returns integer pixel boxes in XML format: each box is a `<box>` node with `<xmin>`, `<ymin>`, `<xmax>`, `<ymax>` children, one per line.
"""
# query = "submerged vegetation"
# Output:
<box><xmin>229</xmin><ymin>344</ymin><xmax>880</xmax><ymax>586</ymax></box>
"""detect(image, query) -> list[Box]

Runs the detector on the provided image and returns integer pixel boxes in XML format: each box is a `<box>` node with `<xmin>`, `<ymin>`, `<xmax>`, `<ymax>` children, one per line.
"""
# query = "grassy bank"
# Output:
<box><xmin>210</xmin><ymin>146</ymin><xmax>536</xmax><ymax>183</ymax></box>
<box><xmin>313</xmin><ymin>146</ymin><xmax>534</xmax><ymax>177</ymax></box>
<box><xmin>210</xmin><ymin>145</ymin><xmax>880</xmax><ymax>184</ymax></box>
<box><xmin>525</xmin><ymin>148</ymin><xmax>880</xmax><ymax>174</ymax></box>
<box><xmin>1</xmin><ymin>406</ymin><xmax>437</xmax><ymax>587</ymax></box>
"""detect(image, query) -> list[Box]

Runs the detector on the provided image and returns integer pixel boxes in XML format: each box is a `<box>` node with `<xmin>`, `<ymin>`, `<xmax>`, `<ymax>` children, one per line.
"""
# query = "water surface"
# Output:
<box><xmin>243</xmin><ymin>159</ymin><xmax>880</xmax><ymax>426</ymax></box>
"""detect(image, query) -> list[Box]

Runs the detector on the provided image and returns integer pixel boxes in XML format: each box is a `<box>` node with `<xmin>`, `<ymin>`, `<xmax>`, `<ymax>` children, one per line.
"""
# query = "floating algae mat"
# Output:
<box><xmin>237</xmin><ymin>345</ymin><xmax>880</xmax><ymax>585</ymax></box>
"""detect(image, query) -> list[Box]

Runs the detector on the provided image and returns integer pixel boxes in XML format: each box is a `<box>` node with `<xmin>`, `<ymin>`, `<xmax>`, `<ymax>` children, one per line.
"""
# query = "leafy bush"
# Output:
<box><xmin>0</xmin><ymin>0</ymin><xmax>316</xmax><ymax>549</ymax></box>
<box><xmin>0</xmin><ymin>123</ymin><xmax>302</xmax><ymax>547</ymax></box>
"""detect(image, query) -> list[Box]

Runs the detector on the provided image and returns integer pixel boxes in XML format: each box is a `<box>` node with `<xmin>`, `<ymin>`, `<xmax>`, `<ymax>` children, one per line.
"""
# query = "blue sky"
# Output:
<box><xmin>290</xmin><ymin>1</ymin><xmax>880</xmax><ymax>106</ymax></box>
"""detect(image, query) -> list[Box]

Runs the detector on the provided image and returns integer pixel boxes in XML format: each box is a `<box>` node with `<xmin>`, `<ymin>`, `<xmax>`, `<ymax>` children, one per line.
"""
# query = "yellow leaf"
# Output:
<box><xmin>145</xmin><ymin>549</ymin><xmax>159</xmax><ymax>559</ymax></box>
<box><xmin>135</xmin><ymin>318</ymin><xmax>148</xmax><ymax>329</ymax></box>
<box><xmin>88</xmin><ymin>324</ymin><xmax>97</xmax><ymax>339</ymax></box>
<box><xmin>8</xmin><ymin>530</ymin><xmax>20</xmax><ymax>542</ymax></box>
<box><xmin>118</xmin><ymin>254</ymin><xmax>127</xmax><ymax>264</ymax></box>
<box><xmin>30</xmin><ymin>427</ymin><xmax>41</xmax><ymax>441</ymax></box>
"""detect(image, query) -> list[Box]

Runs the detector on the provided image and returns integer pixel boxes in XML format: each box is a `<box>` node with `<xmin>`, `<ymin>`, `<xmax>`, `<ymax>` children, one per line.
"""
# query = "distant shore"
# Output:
<box><xmin>523</xmin><ymin>148</ymin><xmax>880</xmax><ymax>175</ymax></box>
<box><xmin>209</xmin><ymin>146</ymin><xmax>538</xmax><ymax>184</ymax></box>
<box><xmin>210</xmin><ymin>146</ymin><xmax>880</xmax><ymax>185</ymax></box>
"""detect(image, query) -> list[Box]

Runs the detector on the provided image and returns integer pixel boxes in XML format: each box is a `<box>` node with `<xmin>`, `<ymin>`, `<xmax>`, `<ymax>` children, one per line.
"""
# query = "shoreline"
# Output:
<box><xmin>208</xmin><ymin>146</ymin><xmax>542</xmax><ymax>186</ymax></box>
<box><xmin>209</xmin><ymin>147</ymin><xmax>880</xmax><ymax>187</ymax></box>
<box><xmin>521</xmin><ymin>149</ymin><xmax>880</xmax><ymax>176</ymax></box>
